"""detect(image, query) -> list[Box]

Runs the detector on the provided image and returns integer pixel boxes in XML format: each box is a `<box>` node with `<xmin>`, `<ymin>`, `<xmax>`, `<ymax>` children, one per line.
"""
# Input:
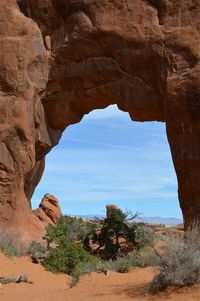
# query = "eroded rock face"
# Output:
<box><xmin>0</xmin><ymin>0</ymin><xmax>199</xmax><ymax>238</ymax></box>
<box><xmin>34</xmin><ymin>193</ymin><xmax>62</xmax><ymax>226</ymax></box>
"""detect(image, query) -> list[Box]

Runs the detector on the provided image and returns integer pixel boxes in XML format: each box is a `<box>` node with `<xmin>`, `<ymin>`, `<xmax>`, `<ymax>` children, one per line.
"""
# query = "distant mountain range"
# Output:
<box><xmin>134</xmin><ymin>216</ymin><xmax>183</xmax><ymax>226</ymax></box>
<box><xmin>73</xmin><ymin>214</ymin><xmax>183</xmax><ymax>227</ymax></box>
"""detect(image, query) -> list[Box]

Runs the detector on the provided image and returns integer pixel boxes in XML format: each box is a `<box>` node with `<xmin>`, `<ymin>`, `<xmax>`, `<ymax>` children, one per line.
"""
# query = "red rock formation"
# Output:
<box><xmin>34</xmin><ymin>193</ymin><xmax>62</xmax><ymax>227</ymax></box>
<box><xmin>0</xmin><ymin>0</ymin><xmax>199</xmax><ymax>238</ymax></box>
<box><xmin>106</xmin><ymin>204</ymin><xmax>119</xmax><ymax>219</ymax></box>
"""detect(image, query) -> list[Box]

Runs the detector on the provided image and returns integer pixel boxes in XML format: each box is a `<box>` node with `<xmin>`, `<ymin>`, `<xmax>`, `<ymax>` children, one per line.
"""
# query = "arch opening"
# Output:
<box><xmin>32</xmin><ymin>105</ymin><xmax>181</xmax><ymax>223</ymax></box>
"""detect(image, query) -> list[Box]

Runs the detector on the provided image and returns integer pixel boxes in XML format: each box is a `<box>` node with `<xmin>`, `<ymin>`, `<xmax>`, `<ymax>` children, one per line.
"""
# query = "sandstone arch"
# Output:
<box><xmin>0</xmin><ymin>0</ymin><xmax>199</xmax><ymax>239</ymax></box>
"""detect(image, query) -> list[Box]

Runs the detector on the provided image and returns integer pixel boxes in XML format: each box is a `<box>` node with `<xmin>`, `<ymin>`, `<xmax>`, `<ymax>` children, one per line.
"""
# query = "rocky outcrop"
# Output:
<box><xmin>34</xmin><ymin>193</ymin><xmax>62</xmax><ymax>226</ymax></box>
<box><xmin>106</xmin><ymin>204</ymin><xmax>119</xmax><ymax>219</ymax></box>
<box><xmin>0</xmin><ymin>0</ymin><xmax>199</xmax><ymax>238</ymax></box>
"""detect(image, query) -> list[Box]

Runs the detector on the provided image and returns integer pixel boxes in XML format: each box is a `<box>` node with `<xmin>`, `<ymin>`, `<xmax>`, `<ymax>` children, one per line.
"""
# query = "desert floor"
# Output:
<box><xmin>1</xmin><ymin>252</ymin><xmax>200</xmax><ymax>301</ymax></box>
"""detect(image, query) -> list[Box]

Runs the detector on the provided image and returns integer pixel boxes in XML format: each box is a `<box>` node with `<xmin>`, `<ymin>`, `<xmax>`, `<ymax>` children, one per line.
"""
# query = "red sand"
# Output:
<box><xmin>1</xmin><ymin>252</ymin><xmax>200</xmax><ymax>301</ymax></box>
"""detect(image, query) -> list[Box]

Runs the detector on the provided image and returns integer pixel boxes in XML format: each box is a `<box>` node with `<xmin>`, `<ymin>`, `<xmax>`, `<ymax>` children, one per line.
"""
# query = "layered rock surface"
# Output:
<box><xmin>34</xmin><ymin>193</ymin><xmax>62</xmax><ymax>227</ymax></box>
<box><xmin>0</xmin><ymin>0</ymin><xmax>200</xmax><ymax>238</ymax></box>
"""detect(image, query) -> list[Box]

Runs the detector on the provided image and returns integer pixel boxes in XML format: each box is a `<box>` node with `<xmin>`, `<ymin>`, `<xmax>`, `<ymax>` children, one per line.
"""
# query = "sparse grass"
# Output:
<box><xmin>70</xmin><ymin>247</ymin><xmax>160</xmax><ymax>287</ymax></box>
<box><xmin>108</xmin><ymin>247</ymin><xmax>159</xmax><ymax>273</ymax></box>
<box><xmin>70</xmin><ymin>258</ymin><xmax>106</xmax><ymax>287</ymax></box>
<box><xmin>0</xmin><ymin>229</ymin><xmax>26</xmax><ymax>257</ymax></box>
<box><xmin>108</xmin><ymin>255</ymin><xmax>134</xmax><ymax>273</ymax></box>
<box><xmin>148</xmin><ymin>222</ymin><xmax>200</xmax><ymax>293</ymax></box>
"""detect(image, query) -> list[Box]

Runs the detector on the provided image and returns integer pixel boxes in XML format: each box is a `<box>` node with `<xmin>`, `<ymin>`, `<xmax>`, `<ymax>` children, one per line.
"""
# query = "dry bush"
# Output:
<box><xmin>70</xmin><ymin>259</ymin><xmax>106</xmax><ymax>287</ymax></box>
<box><xmin>0</xmin><ymin>229</ymin><xmax>27</xmax><ymax>257</ymax></box>
<box><xmin>109</xmin><ymin>247</ymin><xmax>159</xmax><ymax>272</ymax></box>
<box><xmin>28</xmin><ymin>240</ymin><xmax>47</xmax><ymax>263</ymax></box>
<box><xmin>148</xmin><ymin>222</ymin><xmax>200</xmax><ymax>293</ymax></box>
<box><xmin>70</xmin><ymin>247</ymin><xmax>159</xmax><ymax>287</ymax></box>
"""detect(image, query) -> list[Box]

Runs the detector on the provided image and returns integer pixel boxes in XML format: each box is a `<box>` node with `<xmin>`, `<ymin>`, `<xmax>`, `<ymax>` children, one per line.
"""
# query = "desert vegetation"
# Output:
<box><xmin>3</xmin><ymin>208</ymin><xmax>200</xmax><ymax>295</ymax></box>
<box><xmin>0</xmin><ymin>229</ymin><xmax>26</xmax><ymax>257</ymax></box>
<box><xmin>30</xmin><ymin>213</ymin><xmax>200</xmax><ymax>292</ymax></box>
<box><xmin>83</xmin><ymin>207</ymin><xmax>155</xmax><ymax>259</ymax></box>
<box><xmin>28</xmin><ymin>207</ymin><xmax>157</xmax><ymax>286</ymax></box>
<box><xmin>148</xmin><ymin>222</ymin><xmax>200</xmax><ymax>293</ymax></box>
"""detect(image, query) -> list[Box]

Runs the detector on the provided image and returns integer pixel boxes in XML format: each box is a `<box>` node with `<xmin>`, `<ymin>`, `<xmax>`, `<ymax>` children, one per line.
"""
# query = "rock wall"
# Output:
<box><xmin>0</xmin><ymin>0</ymin><xmax>199</xmax><ymax>238</ymax></box>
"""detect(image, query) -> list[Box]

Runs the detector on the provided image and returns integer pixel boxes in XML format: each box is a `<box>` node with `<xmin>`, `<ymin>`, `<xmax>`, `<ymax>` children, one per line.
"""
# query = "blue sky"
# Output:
<box><xmin>32</xmin><ymin>105</ymin><xmax>182</xmax><ymax>219</ymax></box>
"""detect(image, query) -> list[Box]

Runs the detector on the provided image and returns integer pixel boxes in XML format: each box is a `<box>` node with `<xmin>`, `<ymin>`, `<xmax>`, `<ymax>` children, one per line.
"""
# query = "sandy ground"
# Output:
<box><xmin>1</xmin><ymin>252</ymin><xmax>200</xmax><ymax>301</ymax></box>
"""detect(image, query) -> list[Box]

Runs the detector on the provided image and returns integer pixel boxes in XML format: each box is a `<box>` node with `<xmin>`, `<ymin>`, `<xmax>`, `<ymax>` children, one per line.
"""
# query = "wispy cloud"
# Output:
<box><xmin>32</xmin><ymin>105</ymin><xmax>181</xmax><ymax>218</ymax></box>
<box><xmin>63</xmin><ymin>137</ymin><xmax>160</xmax><ymax>153</ymax></box>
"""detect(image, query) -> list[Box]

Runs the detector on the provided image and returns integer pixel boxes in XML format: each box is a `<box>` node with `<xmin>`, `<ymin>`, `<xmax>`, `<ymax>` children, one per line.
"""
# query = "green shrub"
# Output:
<box><xmin>43</xmin><ymin>216</ymin><xmax>97</xmax><ymax>275</ymax></box>
<box><xmin>44</xmin><ymin>216</ymin><xmax>71</xmax><ymax>247</ymax></box>
<box><xmin>44</xmin><ymin>240</ymin><xmax>93</xmax><ymax>274</ymax></box>
<box><xmin>44</xmin><ymin>216</ymin><xmax>87</xmax><ymax>248</ymax></box>
<box><xmin>83</xmin><ymin>209</ymin><xmax>155</xmax><ymax>259</ymax></box>
<box><xmin>148</xmin><ymin>223</ymin><xmax>200</xmax><ymax>293</ymax></box>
